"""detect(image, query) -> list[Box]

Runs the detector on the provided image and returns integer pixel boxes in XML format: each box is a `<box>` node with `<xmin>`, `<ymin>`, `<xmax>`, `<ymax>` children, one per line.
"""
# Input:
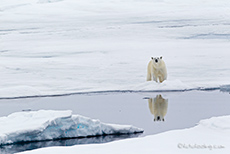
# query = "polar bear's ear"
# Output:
<box><xmin>160</xmin><ymin>56</ymin><xmax>163</xmax><ymax>59</ymax></box>
<box><xmin>151</xmin><ymin>57</ymin><xmax>154</xmax><ymax>60</ymax></box>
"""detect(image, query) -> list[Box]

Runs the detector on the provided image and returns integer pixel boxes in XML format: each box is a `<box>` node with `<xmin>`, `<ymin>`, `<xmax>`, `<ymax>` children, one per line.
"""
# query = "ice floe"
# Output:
<box><xmin>0</xmin><ymin>110</ymin><xmax>143</xmax><ymax>146</ymax></box>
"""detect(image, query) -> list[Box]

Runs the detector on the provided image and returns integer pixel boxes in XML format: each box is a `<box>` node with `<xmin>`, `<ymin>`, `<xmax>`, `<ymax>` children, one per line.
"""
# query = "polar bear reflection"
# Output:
<box><xmin>148</xmin><ymin>95</ymin><xmax>168</xmax><ymax>122</ymax></box>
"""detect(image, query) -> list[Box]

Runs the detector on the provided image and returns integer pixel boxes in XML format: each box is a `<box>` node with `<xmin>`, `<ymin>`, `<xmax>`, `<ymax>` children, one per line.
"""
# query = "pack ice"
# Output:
<box><xmin>0</xmin><ymin>110</ymin><xmax>143</xmax><ymax>145</ymax></box>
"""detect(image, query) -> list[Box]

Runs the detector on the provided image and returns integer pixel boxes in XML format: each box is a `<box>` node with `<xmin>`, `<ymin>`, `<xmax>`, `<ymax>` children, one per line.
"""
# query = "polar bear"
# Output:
<box><xmin>148</xmin><ymin>95</ymin><xmax>168</xmax><ymax>121</ymax></box>
<box><xmin>147</xmin><ymin>56</ymin><xmax>167</xmax><ymax>83</ymax></box>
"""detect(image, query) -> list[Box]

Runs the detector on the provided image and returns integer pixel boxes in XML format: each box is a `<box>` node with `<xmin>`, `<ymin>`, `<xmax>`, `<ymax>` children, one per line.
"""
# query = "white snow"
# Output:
<box><xmin>0</xmin><ymin>110</ymin><xmax>143</xmax><ymax>145</ymax></box>
<box><xmin>17</xmin><ymin>115</ymin><xmax>230</xmax><ymax>154</ymax></box>
<box><xmin>1</xmin><ymin>0</ymin><xmax>230</xmax><ymax>98</ymax></box>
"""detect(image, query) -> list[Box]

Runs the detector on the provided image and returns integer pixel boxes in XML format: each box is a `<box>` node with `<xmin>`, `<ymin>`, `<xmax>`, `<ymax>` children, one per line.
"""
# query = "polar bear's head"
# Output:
<box><xmin>151</xmin><ymin>56</ymin><xmax>163</xmax><ymax>67</ymax></box>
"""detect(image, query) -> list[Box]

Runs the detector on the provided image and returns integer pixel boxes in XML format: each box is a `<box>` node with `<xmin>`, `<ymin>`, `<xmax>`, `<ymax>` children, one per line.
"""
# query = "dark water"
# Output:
<box><xmin>0</xmin><ymin>90</ymin><xmax>230</xmax><ymax>153</ymax></box>
<box><xmin>0</xmin><ymin>134</ymin><xmax>140</xmax><ymax>154</ymax></box>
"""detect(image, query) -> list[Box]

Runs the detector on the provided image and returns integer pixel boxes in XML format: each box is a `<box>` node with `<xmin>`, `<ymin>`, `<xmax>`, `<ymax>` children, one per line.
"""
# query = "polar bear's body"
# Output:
<box><xmin>148</xmin><ymin>95</ymin><xmax>168</xmax><ymax>121</ymax></box>
<box><xmin>147</xmin><ymin>57</ymin><xmax>167</xmax><ymax>83</ymax></box>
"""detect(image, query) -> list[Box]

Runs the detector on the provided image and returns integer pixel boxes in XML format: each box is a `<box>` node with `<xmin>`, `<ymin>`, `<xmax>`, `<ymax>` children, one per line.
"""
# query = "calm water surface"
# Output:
<box><xmin>0</xmin><ymin>90</ymin><xmax>229</xmax><ymax>153</ymax></box>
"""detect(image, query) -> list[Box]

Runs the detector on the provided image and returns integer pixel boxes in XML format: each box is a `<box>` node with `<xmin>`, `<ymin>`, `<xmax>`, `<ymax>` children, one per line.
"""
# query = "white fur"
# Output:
<box><xmin>147</xmin><ymin>57</ymin><xmax>167</xmax><ymax>83</ymax></box>
<box><xmin>148</xmin><ymin>95</ymin><xmax>168</xmax><ymax>121</ymax></box>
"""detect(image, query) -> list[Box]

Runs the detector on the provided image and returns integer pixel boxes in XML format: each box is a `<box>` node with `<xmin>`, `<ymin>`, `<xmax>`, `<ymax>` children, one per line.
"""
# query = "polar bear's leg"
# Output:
<box><xmin>147</xmin><ymin>61</ymin><xmax>153</xmax><ymax>81</ymax></box>
<box><xmin>147</xmin><ymin>71</ymin><xmax>152</xmax><ymax>81</ymax></box>
<box><xmin>160</xmin><ymin>75</ymin><xmax>167</xmax><ymax>83</ymax></box>
<box><xmin>148</xmin><ymin>98</ymin><xmax>154</xmax><ymax>114</ymax></box>
<box><xmin>159</xmin><ymin>76</ymin><xmax>164</xmax><ymax>83</ymax></box>
<box><xmin>153</xmin><ymin>72</ymin><xmax>158</xmax><ymax>82</ymax></box>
